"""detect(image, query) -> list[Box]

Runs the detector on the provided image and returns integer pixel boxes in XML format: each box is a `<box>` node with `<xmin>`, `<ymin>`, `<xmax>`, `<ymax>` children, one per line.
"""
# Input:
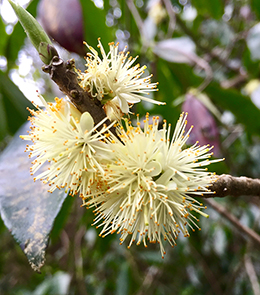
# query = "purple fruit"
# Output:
<box><xmin>37</xmin><ymin>0</ymin><xmax>85</xmax><ymax>55</ymax></box>
<box><xmin>182</xmin><ymin>93</ymin><xmax>221</xmax><ymax>156</ymax></box>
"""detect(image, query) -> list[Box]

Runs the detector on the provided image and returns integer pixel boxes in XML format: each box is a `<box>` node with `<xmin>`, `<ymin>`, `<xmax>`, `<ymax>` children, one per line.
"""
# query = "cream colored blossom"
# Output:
<box><xmin>79</xmin><ymin>38</ymin><xmax>164</xmax><ymax>117</ymax></box>
<box><xmin>20</xmin><ymin>95</ymin><xmax>113</xmax><ymax>198</ymax></box>
<box><xmin>21</xmin><ymin>92</ymin><xmax>222</xmax><ymax>258</ymax></box>
<box><xmin>83</xmin><ymin>113</ymin><xmax>223</xmax><ymax>257</ymax></box>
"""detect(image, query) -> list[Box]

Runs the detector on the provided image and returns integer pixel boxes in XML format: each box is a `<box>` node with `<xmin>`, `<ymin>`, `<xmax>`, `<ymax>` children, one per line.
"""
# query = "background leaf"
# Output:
<box><xmin>246</xmin><ymin>23</ymin><xmax>260</xmax><ymax>61</ymax></box>
<box><xmin>79</xmin><ymin>0</ymin><xmax>113</xmax><ymax>48</ymax></box>
<box><xmin>0</xmin><ymin>16</ymin><xmax>8</xmax><ymax>56</ymax></box>
<box><xmin>0</xmin><ymin>71</ymin><xmax>32</xmax><ymax>140</ymax></box>
<box><xmin>251</xmin><ymin>0</ymin><xmax>260</xmax><ymax>19</ymax></box>
<box><xmin>206</xmin><ymin>84</ymin><xmax>260</xmax><ymax>135</ymax></box>
<box><xmin>191</xmin><ymin>0</ymin><xmax>224</xmax><ymax>19</ymax></box>
<box><xmin>0</xmin><ymin>123</ymin><xmax>68</xmax><ymax>271</ymax></box>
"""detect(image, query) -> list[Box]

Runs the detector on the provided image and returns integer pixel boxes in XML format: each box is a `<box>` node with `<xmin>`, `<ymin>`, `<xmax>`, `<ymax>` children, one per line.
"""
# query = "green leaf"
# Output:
<box><xmin>251</xmin><ymin>0</ymin><xmax>260</xmax><ymax>19</ymax></box>
<box><xmin>0</xmin><ymin>123</ymin><xmax>68</xmax><ymax>271</ymax></box>
<box><xmin>0</xmin><ymin>17</ymin><xmax>8</xmax><ymax>56</ymax></box>
<box><xmin>150</xmin><ymin>59</ymin><xmax>183</xmax><ymax>124</ymax></box>
<box><xmin>0</xmin><ymin>71</ymin><xmax>32</xmax><ymax>137</ymax></box>
<box><xmin>5</xmin><ymin>18</ymin><xmax>25</xmax><ymax>70</ymax></box>
<box><xmin>5</xmin><ymin>0</ymin><xmax>39</xmax><ymax>69</ymax></box>
<box><xmin>206</xmin><ymin>84</ymin><xmax>260</xmax><ymax>135</ymax></box>
<box><xmin>191</xmin><ymin>0</ymin><xmax>224</xmax><ymax>19</ymax></box>
<box><xmin>0</xmin><ymin>92</ymin><xmax>8</xmax><ymax>141</ymax></box>
<box><xmin>79</xmin><ymin>0</ymin><xmax>113</xmax><ymax>48</ymax></box>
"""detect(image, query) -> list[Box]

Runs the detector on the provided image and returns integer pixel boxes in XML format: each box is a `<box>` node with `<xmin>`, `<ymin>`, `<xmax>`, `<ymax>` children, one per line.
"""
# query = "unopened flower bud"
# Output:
<box><xmin>8</xmin><ymin>0</ymin><xmax>57</xmax><ymax>64</ymax></box>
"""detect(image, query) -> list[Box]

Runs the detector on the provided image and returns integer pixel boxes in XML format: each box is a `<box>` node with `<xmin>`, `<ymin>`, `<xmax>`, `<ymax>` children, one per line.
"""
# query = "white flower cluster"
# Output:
<box><xmin>79</xmin><ymin>38</ymin><xmax>164</xmax><ymax>119</ymax></box>
<box><xmin>84</xmin><ymin>113</ymin><xmax>220</xmax><ymax>257</ymax></box>
<box><xmin>21</xmin><ymin>96</ymin><xmax>113</xmax><ymax>198</ymax></box>
<box><xmin>22</xmin><ymin>95</ymin><xmax>221</xmax><ymax>257</ymax></box>
<box><xmin>21</xmin><ymin>40</ymin><xmax>223</xmax><ymax>257</ymax></box>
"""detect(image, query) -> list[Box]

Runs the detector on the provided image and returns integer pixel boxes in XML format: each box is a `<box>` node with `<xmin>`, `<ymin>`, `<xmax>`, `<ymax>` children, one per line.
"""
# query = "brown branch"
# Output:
<box><xmin>205</xmin><ymin>174</ymin><xmax>260</xmax><ymax>198</ymax></box>
<box><xmin>42</xmin><ymin>56</ymin><xmax>117</xmax><ymax>135</ymax></box>
<box><xmin>204</xmin><ymin>199</ymin><xmax>260</xmax><ymax>247</ymax></box>
<box><xmin>221</xmin><ymin>73</ymin><xmax>249</xmax><ymax>89</ymax></box>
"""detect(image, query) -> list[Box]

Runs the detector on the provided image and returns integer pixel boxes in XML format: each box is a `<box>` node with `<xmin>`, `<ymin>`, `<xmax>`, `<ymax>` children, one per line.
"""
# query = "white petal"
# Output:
<box><xmin>68</xmin><ymin>101</ymin><xmax>82</xmax><ymax>120</ymax></box>
<box><xmin>119</xmin><ymin>92</ymin><xmax>141</xmax><ymax>103</ymax></box>
<box><xmin>156</xmin><ymin>169</ymin><xmax>175</xmax><ymax>185</ymax></box>
<box><xmin>146</xmin><ymin>160</ymin><xmax>162</xmax><ymax>177</ymax></box>
<box><xmin>117</xmin><ymin>96</ymin><xmax>129</xmax><ymax>113</ymax></box>
<box><xmin>80</xmin><ymin>112</ymin><xmax>94</xmax><ymax>132</ymax></box>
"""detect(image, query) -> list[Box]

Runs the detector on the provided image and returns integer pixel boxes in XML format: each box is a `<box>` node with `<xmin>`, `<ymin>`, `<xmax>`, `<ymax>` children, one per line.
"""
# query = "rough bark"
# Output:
<box><xmin>205</xmin><ymin>174</ymin><xmax>260</xmax><ymax>198</ymax></box>
<box><xmin>42</xmin><ymin>56</ymin><xmax>117</xmax><ymax>135</ymax></box>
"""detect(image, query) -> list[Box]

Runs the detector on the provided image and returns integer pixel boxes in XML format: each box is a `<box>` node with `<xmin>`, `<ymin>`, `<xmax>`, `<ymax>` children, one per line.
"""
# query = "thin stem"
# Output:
<box><xmin>162</xmin><ymin>0</ymin><xmax>176</xmax><ymax>37</ymax></box>
<box><xmin>189</xmin><ymin>244</ymin><xmax>223</xmax><ymax>295</ymax></box>
<box><xmin>126</xmin><ymin>0</ymin><xmax>144</xmax><ymax>36</ymax></box>
<box><xmin>244</xmin><ymin>216</ymin><xmax>260</xmax><ymax>295</ymax></box>
<box><xmin>244</xmin><ymin>253</ymin><xmax>260</xmax><ymax>295</ymax></box>
<box><xmin>204</xmin><ymin>198</ymin><xmax>260</xmax><ymax>246</ymax></box>
<box><xmin>135</xmin><ymin>266</ymin><xmax>160</xmax><ymax>295</ymax></box>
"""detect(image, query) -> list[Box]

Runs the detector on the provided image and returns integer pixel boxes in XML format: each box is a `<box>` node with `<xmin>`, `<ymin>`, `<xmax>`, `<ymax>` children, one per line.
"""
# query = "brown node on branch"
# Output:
<box><xmin>205</xmin><ymin>174</ymin><xmax>260</xmax><ymax>198</ymax></box>
<box><xmin>42</xmin><ymin>56</ymin><xmax>118</xmax><ymax>137</ymax></box>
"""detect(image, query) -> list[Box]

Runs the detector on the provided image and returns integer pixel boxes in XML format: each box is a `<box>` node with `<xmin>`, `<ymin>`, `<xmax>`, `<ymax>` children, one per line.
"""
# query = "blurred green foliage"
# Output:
<box><xmin>0</xmin><ymin>0</ymin><xmax>260</xmax><ymax>294</ymax></box>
